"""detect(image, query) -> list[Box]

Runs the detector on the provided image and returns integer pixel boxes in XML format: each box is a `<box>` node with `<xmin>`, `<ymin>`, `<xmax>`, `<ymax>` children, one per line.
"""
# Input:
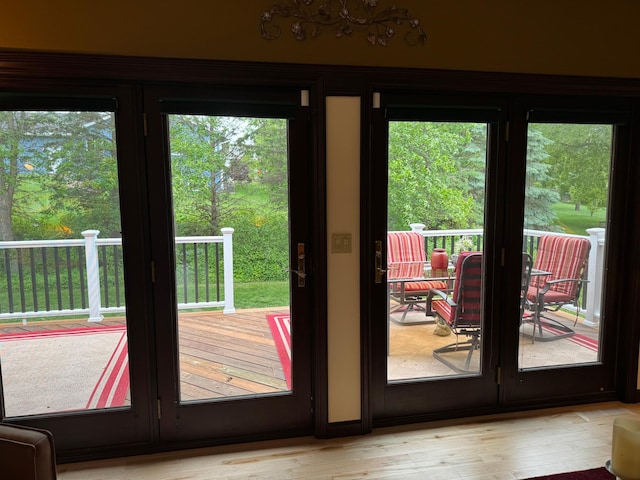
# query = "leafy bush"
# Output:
<box><xmin>222</xmin><ymin>208</ymin><xmax>289</xmax><ymax>282</ymax></box>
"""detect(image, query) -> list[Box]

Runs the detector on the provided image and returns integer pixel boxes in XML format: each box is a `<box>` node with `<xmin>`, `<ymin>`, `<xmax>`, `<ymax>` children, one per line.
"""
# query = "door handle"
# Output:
<box><xmin>375</xmin><ymin>240</ymin><xmax>386</xmax><ymax>283</ymax></box>
<box><xmin>284</xmin><ymin>243</ymin><xmax>306</xmax><ymax>287</ymax></box>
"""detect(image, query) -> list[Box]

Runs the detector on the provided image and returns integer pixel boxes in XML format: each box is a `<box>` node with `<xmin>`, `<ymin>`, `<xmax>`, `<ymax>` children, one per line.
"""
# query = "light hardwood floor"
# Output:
<box><xmin>57</xmin><ymin>401</ymin><xmax>637</xmax><ymax>479</ymax></box>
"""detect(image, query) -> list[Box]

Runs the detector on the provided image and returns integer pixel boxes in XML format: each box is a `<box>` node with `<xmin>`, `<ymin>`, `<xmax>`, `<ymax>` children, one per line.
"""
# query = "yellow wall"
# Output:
<box><xmin>2</xmin><ymin>1</ymin><xmax>640</xmax><ymax>78</ymax></box>
<box><xmin>2</xmin><ymin>0</ymin><xmax>638</xmax><ymax>422</ymax></box>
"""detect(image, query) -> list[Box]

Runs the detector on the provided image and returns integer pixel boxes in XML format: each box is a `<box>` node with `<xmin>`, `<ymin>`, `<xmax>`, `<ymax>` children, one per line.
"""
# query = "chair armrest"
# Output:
<box><xmin>430</xmin><ymin>288</ymin><xmax>455</xmax><ymax>306</ymax></box>
<box><xmin>539</xmin><ymin>277</ymin><xmax>586</xmax><ymax>296</ymax></box>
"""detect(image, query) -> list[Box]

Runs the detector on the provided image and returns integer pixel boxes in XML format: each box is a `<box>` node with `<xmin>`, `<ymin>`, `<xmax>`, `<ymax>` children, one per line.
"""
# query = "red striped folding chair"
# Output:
<box><xmin>387</xmin><ymin>232</ymin><xmax>448</xmax><ymax>325</ymax></box>
<box><xmin>524</xmin><ymin>235</ymin><xmax>591</xmax><ymax>341</ymax></box>
<box><xmin>431</xmin><ymin>252</ymin><xmax>483</xmax><ymax>373</ymax></box>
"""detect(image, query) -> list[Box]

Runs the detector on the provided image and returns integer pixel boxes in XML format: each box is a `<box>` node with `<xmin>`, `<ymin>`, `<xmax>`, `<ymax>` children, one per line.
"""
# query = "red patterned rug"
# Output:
<box><xmin>266</xmin><ymin>313</ymin><xmax>291</xmax><ymax>388</ymax></box>
<box><xmin>84</xmin><ymin>326</ymin><xmax>129</xmax><ymax>409</ymax></box>
<box><xmin>0</xmin><ymin>325</ymin><xmax>129</xmax><ymax>415</ymax></box>
<box><xmin>541</xmin><ymin>324</ymin><xmax>599</xmax><ymax>351</ymax></box>
<box><xmin>526</xmin><ymin>467</ymin><xmax>613</xmax><ymax>479</ymax></box>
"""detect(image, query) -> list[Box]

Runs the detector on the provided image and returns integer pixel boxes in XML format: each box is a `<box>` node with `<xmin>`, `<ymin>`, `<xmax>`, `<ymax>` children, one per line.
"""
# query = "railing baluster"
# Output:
<box><xmin>205</xmin><ymin>244</ymin><xmax>210</xmax><ymax>303</ymax></box>
<box><xmin>193</xmin><ymin>243</ymin><xmax>199</xmax><ymax>303</ymax></box>
<box><xmin>29</xmin><ymin>249</ymin><xmax>38</xmax><ymax>312</ymax></box>
<box><xmin>42</xmin><ymin>248</ymin><xmax>50</xmax><ymax>311</ymax></box>
<box><xmin>5</xmin><ymin>250</ymin><xmax>14</xmax><ymax>313</ymax></box>
<box><xmin>113</xmin><ymin>244</ymin><xmax>121</xmax><ymax>307</ymax></box>
<box><xmin>182</xmin><ymin>244</ymin><xmax>188</xmax><ymax>303</ymax></box>
<box><xmin>17</xmin><ymin>249</ymin><xmax>26</xmax><ymax>313</ymax></box>
<box><xmin>79</xmin><ymin>247</ymin><xmax>86</xmax><ymax>309</ymax></box>
<box><xmin>66</xmin><ymin>246</ymin><xmax>74</xmax><ymax>310</ymax></box>
<box><xmin>101</xmin><ymin>245</ymin><xmax>109</xmax><ymax>308</ymax></box>
<box><xmin>215</xmin><ymin>243</ymin><xmax>220</xmax><ymax>302</ymax></box>
<box><xmin>54</xmin><ymin>247</ymin><xmax>62</xmax><ymax>311</ymax></box>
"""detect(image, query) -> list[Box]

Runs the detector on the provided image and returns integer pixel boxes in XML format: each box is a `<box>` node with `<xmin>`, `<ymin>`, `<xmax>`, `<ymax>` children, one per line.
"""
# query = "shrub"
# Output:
<box><xmin>222</xmin><ymin>208</ymin><xmax>289</xmax><ymax>282</ymax></box>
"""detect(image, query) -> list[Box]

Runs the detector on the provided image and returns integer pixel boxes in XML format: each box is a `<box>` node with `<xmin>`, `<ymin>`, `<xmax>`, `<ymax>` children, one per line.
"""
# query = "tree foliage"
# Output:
<box><xmin>0</xmin><ymin>111</ymin><xmax>120</xmax><ymax>241</ymax></box>
<box><xmin>169</xmin><ymin>115</ymin><xmax>250</xmax><ymax>236</ymax></box>
<box><xmin>169</xmin><ymin>115</ymin><xmax>289</xmax><ymax>237</ymax></box>
<box><xmin>536</xmin><ymin>123</ymin><xmax>611</xmax><ymax>216</ymax></box>
<box><xmin>387</xmin><ymin>121</ymin><xmax>485</xmax><ymax>231</ymax></box>
<box><xmin>524</xmin><ymin>128</ymin><xmax>561</xmax><ymax>230</ymax></box>
<box><xmin>1</xmin><ymin>110</ymin><xmax>610</xmax><ymax>285</ymax></box>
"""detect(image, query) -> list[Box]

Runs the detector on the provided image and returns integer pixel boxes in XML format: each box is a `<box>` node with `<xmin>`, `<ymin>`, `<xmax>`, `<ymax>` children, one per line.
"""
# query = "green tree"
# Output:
<box><xmin>169</xmin><ymin>115</ymin><xmax>291</xmax><ymax>283</ymax></box>
<box><xmin>169</xmin><ymin>115</ymin><xmax>250</xmax><ymax>236</ymax></box>
<box><xmin>0</xmin><ymin>111</ymin><xmax>120</xmax><ymax>241</ymax></box>
<box><xmin>224</xmin><ymin>118</ymin><xmax>290</xmax><ymax>282</ymax></box>
<box><xmin>241</xmin><ymin>117</ymin><xmax>288</xmax><ymax>213</ymax></box>
<box><xmin>387</xmin><ymin>121</ymin><xmax>481</xmax><ymax>231</ymax></box>
<box><xmin>45</xmin><ymin>112</ymin><xmax>121</xmax><ymax>237</ymax></box>
<box><xmin>0</xmin><ymin>112</ymin><xmax>26</xmax><ymax>241</ymax></box>
<box><xmin>0</xmin><ymin>111</ymin><xmax>56</xmax><ymax>240</ymax></box>
<box><xmin>537</xmin><ymin>123</ymin><xmax>611</xmax><ymax>215</ymax></box>
<box><xmin>524</xmin><ymin>128</ymin><xmax>561</xmax><ymax>230</ymax></box>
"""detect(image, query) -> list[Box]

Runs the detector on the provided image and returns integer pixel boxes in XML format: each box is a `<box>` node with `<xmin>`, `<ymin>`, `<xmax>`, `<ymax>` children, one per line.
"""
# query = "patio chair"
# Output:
<box><xmin>431</xmin><ymin>251</ymin><xmax>482</xmax><ymax>373</ymax></box>
<box><xmin>387</xmin><ymin>231</ymin><xmax>448</xmax><ymax>325</ymax></box>
<box><xmin>520</xmin><ymin>252</ymin><xmax>533</xmax><ymax>322</ymax></box>
<box><xmin>524</xmin><ymin>234</ymin><xmax>591</xmax><ymax>342</ymax></box>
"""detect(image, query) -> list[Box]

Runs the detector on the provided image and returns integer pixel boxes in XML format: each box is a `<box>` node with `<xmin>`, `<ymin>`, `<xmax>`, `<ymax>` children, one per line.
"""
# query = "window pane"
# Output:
<box><xmin>0</xmin><ymin>111</ymin><xmax>130</xmax><ymax>416</ymax></box>
<box><xmin>387</xmin><ymin>121</ymin><xmax>488</xmax><ymax>381</ymax></box>
<box><xmin>167</xmin><ymin>114</ymin><xmax>292</xmax><ymax>402</ymax></box>
<box><xmin>519</xmin><ymin>123</ymin><xmax>610</xmax><ymax>370</ymax></box>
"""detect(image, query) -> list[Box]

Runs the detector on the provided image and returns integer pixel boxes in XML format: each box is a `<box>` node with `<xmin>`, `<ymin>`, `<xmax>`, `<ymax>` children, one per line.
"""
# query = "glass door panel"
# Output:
<box><xmin>518</xmin><ymin>122</ymin><xmax>612</xmax><ymax>370</ymax></box>
<box><xmin>370</xmin><ymin>97</ymin><xmax>503</xmax><ymax>421</ymax></box>
<box><xmin>166</xmin><ymin>114</ymin><xmax>293</xmax><ymax>402</ymax></box>
<box><xmin>146</xmin><ymin>87</ymin><xmax>313</xmax><ymax>443</ymax></box>
<box><xmin>387</xmin><ymin>121</ymin><xmax>488</xmax><ymax>381</ymax></box>
<box><xmin>0</xmin><ymin>109</ymin><xmax>131</xmax><ymax>417</ymax></box>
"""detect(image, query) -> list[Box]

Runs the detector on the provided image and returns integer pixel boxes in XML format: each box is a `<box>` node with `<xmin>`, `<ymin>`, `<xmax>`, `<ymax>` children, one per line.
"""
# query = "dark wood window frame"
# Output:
<box><xmin>0</xmin><ymin>50</ymin><xmax>639</xmax><ymax>459</ymax></box>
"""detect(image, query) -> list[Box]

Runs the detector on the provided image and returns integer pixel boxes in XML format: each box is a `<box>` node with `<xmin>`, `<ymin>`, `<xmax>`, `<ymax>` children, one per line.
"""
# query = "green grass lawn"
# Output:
<box><xmin>234</xmin><ymin>280</ymin><xmax>289</xmax><ymax>309</ymax></box>
<box><xmin>552</xmin><ymin>202</ymin><xmax>606</xmax><ymax>236</ymax></box>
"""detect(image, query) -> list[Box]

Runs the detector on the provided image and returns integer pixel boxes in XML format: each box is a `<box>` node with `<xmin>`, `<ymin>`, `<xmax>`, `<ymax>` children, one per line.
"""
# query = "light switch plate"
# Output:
<box><xmin>331</xmin><ymin>233</ymin><xmax>352</xmax><ymax>254</ymax></box>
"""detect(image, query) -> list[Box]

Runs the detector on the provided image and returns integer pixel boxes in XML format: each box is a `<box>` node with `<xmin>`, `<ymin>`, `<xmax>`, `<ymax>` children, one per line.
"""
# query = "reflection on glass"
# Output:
<box><xmin>0</xmin><ymin>111</ymin><xmax>131</xmax><ymax>416</ymax></box>
<box><xmin>519</xmin><ymin>123</ymin><xmax>611</xmax><ymax>370</ymax></box>
<box><xmin>167</xmin><ymin>115</ymin><xmax>292</xmax><ymax>402</ymax></box>
<box><xmin>386</xmin><ymin>121</ymin><xmax>487</xmax><ymax>381</ymax></box>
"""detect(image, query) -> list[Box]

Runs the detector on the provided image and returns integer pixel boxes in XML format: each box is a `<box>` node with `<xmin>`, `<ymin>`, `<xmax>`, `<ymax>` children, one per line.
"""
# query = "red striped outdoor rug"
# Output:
<box><xmin>85</xmin><ymin>326</ymin><xmax>129</xmax><ymax>409</ymax></box>
<box><xmin>541</xmin><ymin>324</ymin><xmax>599</xmax><ymax>351</ymax></box>
<box><xmin>266</xmin><ymin>313</ymin><xmax>291</xmax><ymax>389</ymax></box>
<box><xmin>525</xmin><ymin>467</ymin><xmax>613</xmax><ymax>479</ymax></box>
<box><xmin>0</xmin><ymin>325</ymin><xmax>130</xmax><ymax>415</ymax></box>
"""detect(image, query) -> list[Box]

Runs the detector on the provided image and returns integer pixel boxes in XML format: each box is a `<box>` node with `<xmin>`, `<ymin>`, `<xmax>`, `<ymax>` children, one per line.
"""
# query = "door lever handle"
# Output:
<box><xmin>375</xmin><ymin>240</ymin><xmax>386</xmax><ymax>283</ymax></box>
<box><xmin>284</xmin><ymin>268</ymin><xmax>306</xmax><ymax>279</ymax></box>
<box><xmin>285</xmin><ymin>243</ymin><xmax>306</xmax><ymax>287</ymax></box>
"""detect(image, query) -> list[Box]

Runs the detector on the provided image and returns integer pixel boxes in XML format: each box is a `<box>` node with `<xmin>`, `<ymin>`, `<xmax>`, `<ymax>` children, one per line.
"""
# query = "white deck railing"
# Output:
<box><xmin>0</xmin><ymin>223</ymin><xmax>605</xmax><ymax>327</ymax></box>
<box><xmin>0</xmin><ymin>228</ymin><xmax>235</xmax><ymax>322</ymax></box>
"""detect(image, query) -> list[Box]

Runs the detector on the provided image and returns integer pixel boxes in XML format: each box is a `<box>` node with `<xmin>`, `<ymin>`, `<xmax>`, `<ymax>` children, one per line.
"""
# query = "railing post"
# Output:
<box><xmin>409</xmin><ymin>223</ymin><xmax>425</xmax><ymax>233</ymax></box>
<box><xmin>585</xmin><ymin>227</ymin><xmax>605</xmax><ymax>327</ymax></box>
<box><xmin>221</xmin><ymin>227</ymin><xmax>235</xmax><ymax>314</ymax></box>
<box><xmin>82</xmin><ymin>230</ymin><xmax>104</xmax><ymax>322</ymax></box>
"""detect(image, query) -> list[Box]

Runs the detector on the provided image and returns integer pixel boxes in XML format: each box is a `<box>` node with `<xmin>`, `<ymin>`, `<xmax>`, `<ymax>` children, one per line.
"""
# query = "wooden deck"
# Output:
<box><xmin>0</xmin><ymin>306</ymin><xmax>601</xmax><ymax>415</ymax></box>
<box><xmin>176</xmin><ymin>308</ymin><xmax>290</xmax><ymax>400</ymax></box>
<box><xmin>0</xmin><ymin>307</ymin><xmax>291</xmax><ymax>415</ymax></box>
